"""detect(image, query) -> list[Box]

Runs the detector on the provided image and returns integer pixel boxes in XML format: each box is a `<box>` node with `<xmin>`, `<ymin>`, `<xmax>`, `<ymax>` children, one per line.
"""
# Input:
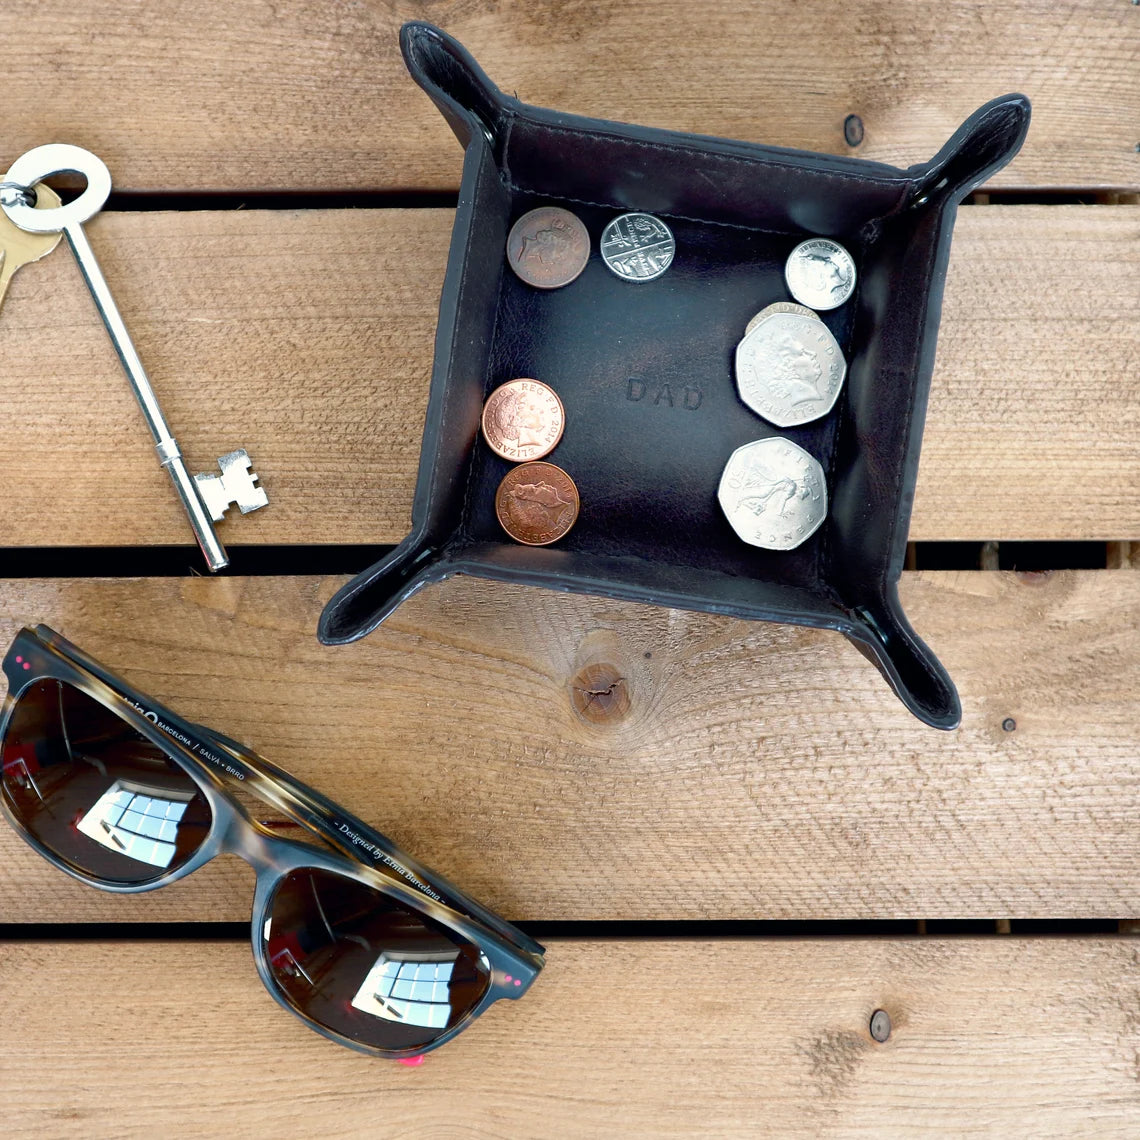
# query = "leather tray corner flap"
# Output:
<box><xmin>319</xmin><ymin>21</ymin><xmax>1031</xmax><ymax>730</ymax></box>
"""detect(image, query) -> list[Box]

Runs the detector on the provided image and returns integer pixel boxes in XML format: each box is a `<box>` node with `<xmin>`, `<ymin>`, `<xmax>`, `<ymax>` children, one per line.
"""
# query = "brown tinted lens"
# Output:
<box><xmin>265</xmin><ymin>868</ymin><xmax>489</xmax><ymax>1052</ymax></box>
<box><xmin>0</xmin><ymin>679</ymin><xmax>212</xmax><ymax>885</ymax></box>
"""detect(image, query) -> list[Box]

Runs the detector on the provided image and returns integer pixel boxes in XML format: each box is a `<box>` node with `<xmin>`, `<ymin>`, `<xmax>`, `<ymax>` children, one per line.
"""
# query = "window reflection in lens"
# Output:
<box><xmin>265</xmin><ymin>868</ymin><xmax>489</xmax><ymax>1051</ymax></box>
<box><xmin>0</xmin><ymin>679</ymin><xmax>211</xmax><ymax>884</ymax></box>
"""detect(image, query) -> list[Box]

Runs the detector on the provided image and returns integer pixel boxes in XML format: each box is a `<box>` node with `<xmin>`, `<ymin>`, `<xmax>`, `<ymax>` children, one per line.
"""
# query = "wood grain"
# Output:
<box><xmin>1</xmin><ymin>570</ymin><xmax>1139</xmax><ymax>922</ymax></box>
<box><xmin>0</xmin><ymin>1</ymin><xmax>1136</xmax><ymax>192</ymax></box>
<box><xmin>5</xmin><ymin>937</ymin><xmax>1140</xmax><ymax>1137</ymax></box>
<box><xmin>0</xmin><ymin>206</ymin><xmax>1136</xmax><ymax>547</ymax></box>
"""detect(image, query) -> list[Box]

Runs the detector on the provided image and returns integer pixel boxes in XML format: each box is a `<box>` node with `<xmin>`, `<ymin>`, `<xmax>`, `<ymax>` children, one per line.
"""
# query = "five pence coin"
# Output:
<box><xmin>600</xmin><ymin>213</ymin><xmax>675</xmax><ymax>282</ymax></box>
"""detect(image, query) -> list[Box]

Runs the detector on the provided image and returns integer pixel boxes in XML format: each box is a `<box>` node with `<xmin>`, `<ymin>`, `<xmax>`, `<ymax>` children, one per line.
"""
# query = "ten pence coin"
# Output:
<box><xmin>784</xmin><ymin>238</ymin><xmax>857</xmax><ymax>310</ymax></box>
<box><xmin>482</xmin><ymin>379</ymin><xmax>566</xmax><ymax>462</ymax></box>
<box><xmin>506</xmin><ymin>207</ymin><xmax>590</xmax><ymax>289</ymax></box>
<box><xmin>495</xmin><ymin>462</ymin><xmax>580</xmax><ymax>546</ymax></box>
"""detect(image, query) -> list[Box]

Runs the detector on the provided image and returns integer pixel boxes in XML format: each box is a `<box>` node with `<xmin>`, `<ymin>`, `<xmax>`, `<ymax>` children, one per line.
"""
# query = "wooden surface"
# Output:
<box><xmin>1</xmin><ymin>569</ymin><xmax>1138</xmax><ymax>922</ymax></box>
<box><xmin>7</xmin><ymin>938</ymin><xmax>1140</xmax><ymax>1138</ymax></box>
<box><xmin>0</xmin><ymin>1</ymin><xmax>1136</xmax><ymax>193</ymax></box>
<box><xmin>0</xmin><ymin>205</ymin><xmax>1136</xmax><ymax>546</ymax></box>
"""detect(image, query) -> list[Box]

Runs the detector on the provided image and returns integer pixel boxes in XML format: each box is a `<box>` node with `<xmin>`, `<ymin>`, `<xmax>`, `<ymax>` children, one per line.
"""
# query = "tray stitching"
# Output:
<box><xmin>452</xmin><ymin>148</ymin><xmax>500</xmax><ymax>553</ymax></box>
<box><xmin>515</xmin><ymin>119</ymin><xmax>913</xmax><ymax>194</ymax></box>
<box><xmin>500</xmin><ymin>174</ymin><xmax>813</xmax><ymax>238</ymax></box>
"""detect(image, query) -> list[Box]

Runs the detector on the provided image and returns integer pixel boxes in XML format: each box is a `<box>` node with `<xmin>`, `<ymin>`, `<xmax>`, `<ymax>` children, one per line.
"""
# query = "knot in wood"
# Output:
<box><xmin>570</xmin><ymin>662</ymin><xmax>630</xmax><ymax>725</ymax></box>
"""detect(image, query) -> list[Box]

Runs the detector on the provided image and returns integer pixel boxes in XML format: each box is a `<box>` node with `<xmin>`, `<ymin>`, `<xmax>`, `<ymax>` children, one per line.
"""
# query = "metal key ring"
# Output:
<box><xmin>0</xmin><ymin>143</ymin><xmax>111</xmax><ymax>234</ymax></box>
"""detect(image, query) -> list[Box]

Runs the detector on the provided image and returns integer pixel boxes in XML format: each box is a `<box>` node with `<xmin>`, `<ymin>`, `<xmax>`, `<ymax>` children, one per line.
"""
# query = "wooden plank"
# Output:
<box><xmin>4</xmin><ymin>938</ymin><xmax>1140</xmax><ymax>1136</ymax></box>
<box><xmin>0</xmin><ymin>2</ymin><xmax>1135</xmax><ymax>192</ymax></box>
<box><xmin>0</xmin><ymin>206</ymin><xmax>1136</xmax><ymax>547</ymax></box>
<box><xmin>1</xmin><ymin>570</ymin><xmax>1139</xmax><ymax>922</ymax></box>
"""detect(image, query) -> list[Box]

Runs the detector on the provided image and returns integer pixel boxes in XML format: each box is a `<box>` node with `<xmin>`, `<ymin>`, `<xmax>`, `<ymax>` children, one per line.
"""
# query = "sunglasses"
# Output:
<box><xmin>0</xmin><ymin>625</ymin><xmax>544</xmax><ymax>1059</ymax></box>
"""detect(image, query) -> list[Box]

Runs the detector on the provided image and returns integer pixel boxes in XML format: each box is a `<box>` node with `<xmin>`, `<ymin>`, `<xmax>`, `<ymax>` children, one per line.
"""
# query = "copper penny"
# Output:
<box><xmin>495</xmin><ymin>462</ymin><xmax>580</xmax><ymax>546</ymax></box>
<box><xmin>506</xmin><ymin>207</ymin><xmax>590</xmax><ymax>289</ymax></box>
<box><xmin>482</xmin><ymin>378</ymin><xmax>566</xmax><ymax>462</ymax></box>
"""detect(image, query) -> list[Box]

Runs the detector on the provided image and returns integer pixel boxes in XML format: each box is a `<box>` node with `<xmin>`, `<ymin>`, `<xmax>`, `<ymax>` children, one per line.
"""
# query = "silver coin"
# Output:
<box><xmin>600</xmin><ymin>213</ymin><xmax>675</xmax><ymax>282</ymax></box>
<box><xmin>735</xmin><ymin>312</ymin><xmax>846</xmax><ymax>428</ymax></box>
<box><xmin>718</xmin><ymin>437</ymin><xmax>827</xmax><ymax>551</ymax></box>
<box><xmin>744</xmin><ymin>300</ymin><xmax>821</xmax><ymax>338</ymax></box>
<box><xmin>784</xmin><ymin>238</ymin><xmax>856</xmax><ymax>310</ymax></box>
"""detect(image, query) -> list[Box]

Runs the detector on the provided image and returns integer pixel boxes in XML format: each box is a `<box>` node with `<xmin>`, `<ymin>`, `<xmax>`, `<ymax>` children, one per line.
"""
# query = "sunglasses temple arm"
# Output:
<box><xmin>191</xmin><ymin>723</ymin><xmax>545</xmax><ymax>961</ymax></box>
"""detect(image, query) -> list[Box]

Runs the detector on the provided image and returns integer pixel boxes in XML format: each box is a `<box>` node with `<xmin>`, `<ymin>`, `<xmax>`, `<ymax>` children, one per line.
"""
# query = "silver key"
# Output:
<box><xmin>0</xmin><ymin>144</ymin><xmax>268</xmax><ymax>572</ymax></box>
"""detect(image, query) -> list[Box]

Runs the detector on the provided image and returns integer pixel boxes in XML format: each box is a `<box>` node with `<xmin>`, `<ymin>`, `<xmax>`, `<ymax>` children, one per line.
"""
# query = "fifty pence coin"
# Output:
<box><xmin>735</xmin><ymin>312</ymin><xmax>846</xmax><ymax>428</ymax></box>
<box><xmin>495</xmin><ymin>461</ymin><xmax>580</xmax><ymax>546</ymax></box>
<box><xmin>744</xmin><ymin>300</ymin><xmax>821</xmax><ymax>338</ymax></box>
<box><xmin>482</xmin><ymin>378</ymin><xmax>565</xmax><ymax>462</ymax></box>
<box><xmin>784</xmin><ymin>238</ymin><xmax>856</xmax><ymax>310</ymax></box>
<box><xmin>600</xmin><ymin>213</ymin><xmax>675</xmax><ymax>281</ymax></box>
<box><xmin>718</xmin><ymin>437</ymin><xmax>827</xmax><ymax>551</ymax></box>
<box><xmin>507</xmin><ymin>207</ymin><xmax>590</xmax><ymax>289</ymax></box>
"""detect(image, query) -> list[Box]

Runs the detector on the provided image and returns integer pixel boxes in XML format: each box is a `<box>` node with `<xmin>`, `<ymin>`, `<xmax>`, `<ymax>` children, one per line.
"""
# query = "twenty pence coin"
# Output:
<box><xmin>495</xmin><ymin>462</ymin><xmax>580</xmax><ymax>546</ymax></box>
<box><xmin>718</xmin><ymin>437</ymin><xmax>827</xmax><ymax>551</ymax></box>
<box><xmin>482</xmin><ymin>378</ymin><xmax>565</xmax><ymax>462</ymax></box>
<box><xmin>744</xmin><ymin>300</ymin><xmax>821</xmax><ymax>338</ymax></box>
<box><xmin>784</xmin><ymin>238</ymin><xmax>857</xmax><ymax>310</ymax></box>
<box><xmin>507</xmin><ymin>207</ymin><xmax>590</xmax><ymax>289</ymax></box>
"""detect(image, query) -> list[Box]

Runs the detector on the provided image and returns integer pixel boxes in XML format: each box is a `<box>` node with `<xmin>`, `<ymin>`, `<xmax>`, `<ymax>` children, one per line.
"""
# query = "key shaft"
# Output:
<box><xmin>65</xmin><ymin>220</ymin><xmax>228</xmax><ymax>570</ymax></box>
<box><xmin>1</xmin><ymin>145</ymin><xmax>230</xmax><ymax>571</ymax></box>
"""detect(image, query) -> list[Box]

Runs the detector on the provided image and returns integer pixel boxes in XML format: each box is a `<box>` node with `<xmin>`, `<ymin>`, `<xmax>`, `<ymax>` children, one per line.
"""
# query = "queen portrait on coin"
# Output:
<box><xmin>801</xmin><ymin>252</ymin><xmax>852</xmax><ymax>302</ymax></box>
<box><xmin>768</xmin><ymin>334</ymin><xmax>824</xmax><ymax>407</ymax></box>
<box><xmin>491</xmin><ymin>389</ymin><xmax>548</xmax><ymax>452</ymax></box>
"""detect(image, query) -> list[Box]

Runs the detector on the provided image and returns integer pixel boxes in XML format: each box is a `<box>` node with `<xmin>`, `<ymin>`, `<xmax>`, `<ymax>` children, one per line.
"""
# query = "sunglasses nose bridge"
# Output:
<box><xmin>219</xmin><ymin>812</ymin><xmax>291</xmax><ymax>876</ymax></box>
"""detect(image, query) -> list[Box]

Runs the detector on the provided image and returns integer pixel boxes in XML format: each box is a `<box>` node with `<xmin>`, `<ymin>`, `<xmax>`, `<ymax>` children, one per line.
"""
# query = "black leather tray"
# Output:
<box><xmin>319</xmin><ymin>21</ymin><xmax>1030</xmax><ymax>730</ymax></box>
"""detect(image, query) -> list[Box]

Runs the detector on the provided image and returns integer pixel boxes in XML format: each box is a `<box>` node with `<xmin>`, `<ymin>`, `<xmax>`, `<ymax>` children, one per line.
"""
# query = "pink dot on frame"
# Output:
<box><xmin>514</xmin><ymin>979</ymin><xmax>522</xmax><ymax>986</ymax></box>
<box><xmin>504</xmin><ymin>974</ymin><xmax>512</xmax><ymax>983</ymax></box>
<box><xmin>14</xmin><ymin>656</ymin><xmax>21</xmax><ymax>663</ymax></box>
<box><xmin>22</xmin><ymin>663</ymin><xmax>30</xmax><ymax>670</ymax></box>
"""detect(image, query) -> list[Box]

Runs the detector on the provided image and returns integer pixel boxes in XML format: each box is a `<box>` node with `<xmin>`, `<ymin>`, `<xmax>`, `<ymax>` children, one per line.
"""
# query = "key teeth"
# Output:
<box><xmin>194</xmin><ymin>449</ymin><xmax>269</xmax><ymax>522</ymax></box>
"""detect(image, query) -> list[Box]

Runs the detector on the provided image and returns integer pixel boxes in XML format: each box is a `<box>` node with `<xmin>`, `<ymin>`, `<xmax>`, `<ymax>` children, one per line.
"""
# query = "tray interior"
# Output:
<box><xmin>454</xmin><ymin>190</ymin><xmax>865</xmax><ymax>607</ymax></box>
